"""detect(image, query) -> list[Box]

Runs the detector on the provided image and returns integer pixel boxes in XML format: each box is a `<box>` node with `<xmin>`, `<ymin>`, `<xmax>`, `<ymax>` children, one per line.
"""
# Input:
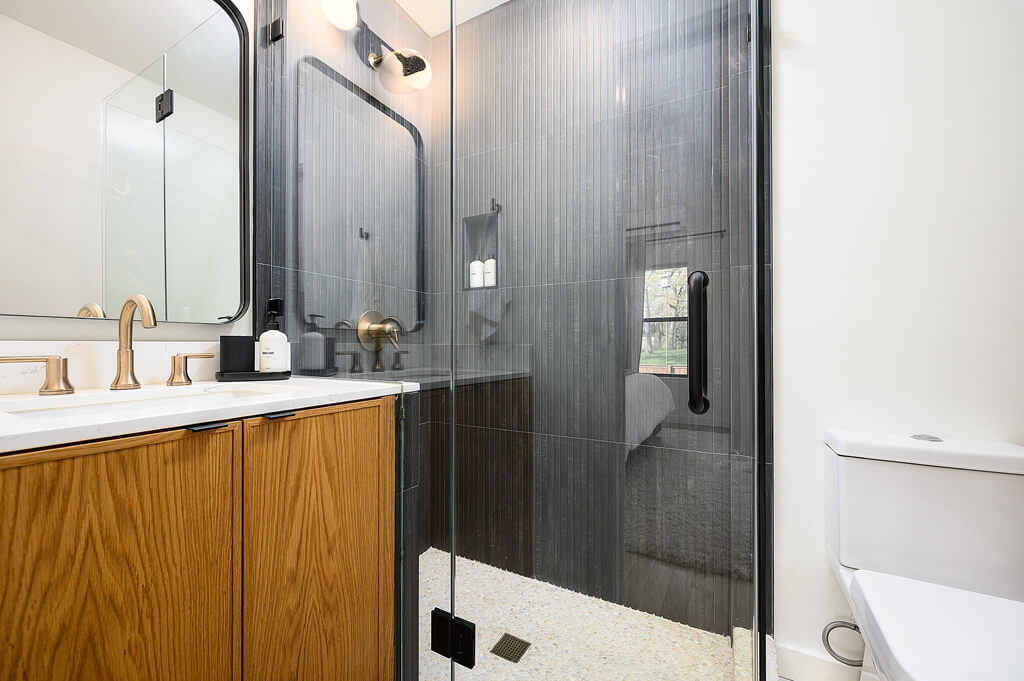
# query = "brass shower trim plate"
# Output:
<box><xmin>356</xmin><ymin>309</ymin><xmax>386</xmax><ymax>351</ymax></box>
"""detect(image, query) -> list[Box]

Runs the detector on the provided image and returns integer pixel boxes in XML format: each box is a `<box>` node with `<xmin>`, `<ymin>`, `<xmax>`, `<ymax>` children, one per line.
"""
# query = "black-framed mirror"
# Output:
<box><xmin>0</xmin><ymin>0</ymin><xmax>249</xmax><ymax>324</ymax></box>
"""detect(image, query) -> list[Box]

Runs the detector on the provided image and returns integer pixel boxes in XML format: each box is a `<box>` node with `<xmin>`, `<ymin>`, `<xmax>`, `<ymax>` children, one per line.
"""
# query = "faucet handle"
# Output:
<box><xmin>0</xmin><ymin>356</ymin><xmax>75</xmax><ymax>395</ymax></box>
<box><xmin>167</xmin><ymin>353</ymin><xmax>214</xmax><ymax>387</ymax></box>
<box><xmin>382</xmin><ymin>315</ymin><xmax>407</xmax><ymax>333</ymax></box>
<box><xmin>336</xmin><ymin>350</ymin><xmax>364</xmax><ymax>374</ymax></box>
<box><xmin>392</xmin><ymin>350</ymin><xmax>410</xmax><ymax>371</ymax></box>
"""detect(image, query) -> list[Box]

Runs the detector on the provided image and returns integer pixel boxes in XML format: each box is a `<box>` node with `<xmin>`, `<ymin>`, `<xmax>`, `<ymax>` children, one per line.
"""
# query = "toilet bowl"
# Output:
<box><xmin>824</xmin><ymin>430</ymin><xmax>1024</xmax><ymax>681</ymax></box>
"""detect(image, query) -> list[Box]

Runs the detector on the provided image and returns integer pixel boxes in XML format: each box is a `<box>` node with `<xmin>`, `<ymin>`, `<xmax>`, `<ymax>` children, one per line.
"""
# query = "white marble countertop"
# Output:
<box><xmin>0</xmin><ymin>377</ymin><xmax>418</xmax><ymax>455</ymax></box>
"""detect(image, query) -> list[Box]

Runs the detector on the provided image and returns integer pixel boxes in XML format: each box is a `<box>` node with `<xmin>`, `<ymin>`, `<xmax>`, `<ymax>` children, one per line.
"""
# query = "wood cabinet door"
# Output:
<box><xmin>0</xmin><ymin>425</ymin><xmax>242</xmax><ymax>681</ymax></box>
<box><xmin>243</xmin><ymin>398</ymin><xmax>395</xmax><ymax>681</ymax></box>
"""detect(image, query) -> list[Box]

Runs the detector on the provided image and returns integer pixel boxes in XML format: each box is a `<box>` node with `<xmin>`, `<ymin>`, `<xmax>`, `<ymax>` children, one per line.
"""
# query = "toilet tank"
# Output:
<box><xmin>825</xmin><ymin>430</ymin><xmax>1024</xmax><ymax>602</ymax></box>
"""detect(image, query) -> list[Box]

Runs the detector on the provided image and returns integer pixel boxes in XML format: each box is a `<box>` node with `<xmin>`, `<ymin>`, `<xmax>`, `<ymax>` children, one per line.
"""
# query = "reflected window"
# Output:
<box><xmin>641</xmin><ymin>267</ymin><xmax>688</xmax><ymax>376</ymax></box>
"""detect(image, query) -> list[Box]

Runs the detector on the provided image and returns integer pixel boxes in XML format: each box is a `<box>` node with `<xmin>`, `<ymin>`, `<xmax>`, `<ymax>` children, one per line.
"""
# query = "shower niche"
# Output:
<box><xmin>462</xmin><ymin>199</ymin><xmax>501</xmax><ymax>290</ymax></box>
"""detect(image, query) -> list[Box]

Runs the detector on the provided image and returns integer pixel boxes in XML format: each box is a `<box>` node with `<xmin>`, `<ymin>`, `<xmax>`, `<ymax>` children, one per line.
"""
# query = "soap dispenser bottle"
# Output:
<box><xmin>259</xmin><ymin>298</ymin><xmax>289</xmax><ymax>373</ymax></box>
<box><xmin>300</xmin><ymin>313</ymin><xmax>326</xmax><ymax>371</ymax></box>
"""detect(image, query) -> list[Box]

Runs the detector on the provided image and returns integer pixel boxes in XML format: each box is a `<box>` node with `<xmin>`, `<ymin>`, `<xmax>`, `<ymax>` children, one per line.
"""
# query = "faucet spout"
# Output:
<box><xmin>117</xmin><ymin>294</ymin><xmax>157</xmax><ymax>351</ymax></box>
<box><xmin>111</xmin><ymin>294</ymin><xmax>157</xmax><ymax>390</ymax></box>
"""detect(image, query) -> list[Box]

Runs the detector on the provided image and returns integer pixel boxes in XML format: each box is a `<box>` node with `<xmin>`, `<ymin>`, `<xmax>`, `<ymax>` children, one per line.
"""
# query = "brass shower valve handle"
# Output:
<box><xmin>356</xmin><ymin>310</ymin><xmax>407</xmax><ymax>372</ymax></box>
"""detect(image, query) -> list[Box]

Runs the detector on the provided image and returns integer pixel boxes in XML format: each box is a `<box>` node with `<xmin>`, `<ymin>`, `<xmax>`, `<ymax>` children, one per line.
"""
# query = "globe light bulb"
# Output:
<box><xmin>323</xmin><ymin>0</ymin><xmax>358</xmax><ymax>30</ymax></box>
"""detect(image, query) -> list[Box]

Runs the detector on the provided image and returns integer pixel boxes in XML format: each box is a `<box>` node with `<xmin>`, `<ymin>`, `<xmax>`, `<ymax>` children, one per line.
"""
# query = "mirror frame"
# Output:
<box><xmin>0</xmin><ymin>0</ymin><xmax>251</xmax><ymax>326</ymax></box>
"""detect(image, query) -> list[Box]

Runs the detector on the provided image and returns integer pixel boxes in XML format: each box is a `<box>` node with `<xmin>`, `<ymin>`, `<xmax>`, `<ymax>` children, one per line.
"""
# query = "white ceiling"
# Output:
<box><xmin>0</xmin><ymin>0</ymin><xmax>223</xmax><ymax>75</ymax></box>
<box><xmin>393</xmin><ymin>0</ymin><xmax>511</xmax><ymax>37</ymax></box>
<box><xmin>0</xmin><ymin>0</ymin><xmax>240</xmax><ymax>116</ymax></box>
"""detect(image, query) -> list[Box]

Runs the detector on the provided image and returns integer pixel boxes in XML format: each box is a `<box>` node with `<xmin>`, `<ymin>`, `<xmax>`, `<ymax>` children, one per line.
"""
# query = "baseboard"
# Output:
<box><xmin>776</xmin><ymin>643</ymin><xmax>862</xmax><ymax>681</ymax></box>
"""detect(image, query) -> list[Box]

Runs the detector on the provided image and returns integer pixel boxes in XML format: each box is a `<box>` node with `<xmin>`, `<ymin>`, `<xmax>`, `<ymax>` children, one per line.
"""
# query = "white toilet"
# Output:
<box><xmin>824</xmin><ymin>430</ymin><xmax>1024</xmax><ymax>681</ymax></box>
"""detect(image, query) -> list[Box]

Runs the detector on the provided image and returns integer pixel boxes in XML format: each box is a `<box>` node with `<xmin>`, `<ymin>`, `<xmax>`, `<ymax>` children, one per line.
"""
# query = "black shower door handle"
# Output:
<box><xmin>687</xmin><ymin>271</ymin><xmax>711</xmax><ymax>415</ymax></box>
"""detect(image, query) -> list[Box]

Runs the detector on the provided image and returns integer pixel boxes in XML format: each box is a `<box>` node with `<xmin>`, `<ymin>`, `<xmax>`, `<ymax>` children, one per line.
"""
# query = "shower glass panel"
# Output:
<box><xmin>164</xmin><ymin>12</ymin><xmax>241</xmax><ymax>322</ymax></box>
<box><xmin>253</xmin><ymin>0</ymin><xmax>758</xmax><ymax>677</ymax></box>
<box><xmin>442</xmin><ymin>1</ymin><xmax>757</xmax><ymax>679</ymax></box>
<box><xmin>103</xmin><ymin>9</ymin><xmax>242</xmax><ymax>322</ymax></box>
<box><xmin>103</xmin><ymin>59</ymin><xmax>167</xmax><ymax>319</ymax></box>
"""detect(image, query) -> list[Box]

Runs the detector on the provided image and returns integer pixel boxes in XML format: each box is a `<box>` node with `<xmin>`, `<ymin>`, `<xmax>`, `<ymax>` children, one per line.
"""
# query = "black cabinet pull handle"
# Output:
<box><xmin>264</xmin><ymin>411</ymin><xmax>296</xmax><ymax>420</ymax></box>
<box><xmin>687</xmin><ymin>270</ymin><xmax>711</xmax><ymax>415</ymax></box>
<box><xmin>188</xmin><ymin>422</ymin><xmax>230</xmax><ymax>432</ymax></box>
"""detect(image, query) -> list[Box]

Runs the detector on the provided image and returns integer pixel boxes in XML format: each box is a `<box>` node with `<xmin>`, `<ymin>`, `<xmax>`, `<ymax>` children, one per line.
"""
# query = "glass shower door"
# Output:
<box><xmin>251</xmin><ymin>0</ymin><xmax>758</xmax><ymax>677</ymax></box>
<box><xmin>439</xmin><ymin>0</ymin><xmax>758</xmax><ymax>679</ymax></box>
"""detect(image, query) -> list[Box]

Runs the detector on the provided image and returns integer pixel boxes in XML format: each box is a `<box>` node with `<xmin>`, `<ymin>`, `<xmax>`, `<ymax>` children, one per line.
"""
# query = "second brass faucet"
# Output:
<box><xmin>111</xmin><ymin>294</ymin><xmax>157</xmax><ymax>390</ymax></box>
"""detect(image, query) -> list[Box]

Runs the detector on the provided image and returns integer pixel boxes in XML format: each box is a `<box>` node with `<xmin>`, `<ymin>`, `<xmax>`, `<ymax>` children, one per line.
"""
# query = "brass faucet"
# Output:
<box><xmin>0</xmin><ymin>356</ymin><xmax>75</xmax><ymax>395</ymax></box>
<box><xmin>111</xmin><ymin>294</ymin><xmax>157</xmax><ymax>390</ymax></box>
<box><xmin>356</xmin><ymin>311</ymin><xmax>406</xmax><ymax>372</ymax></box>
<box><xmin>77</xmin><ymin>303</ymin><xmax>105</xmax><ymax>318</ymax></box>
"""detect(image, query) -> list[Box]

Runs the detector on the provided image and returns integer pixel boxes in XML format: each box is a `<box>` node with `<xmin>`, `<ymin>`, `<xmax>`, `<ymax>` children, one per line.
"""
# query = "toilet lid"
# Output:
<box><xmin>849</xmin><ymin>570</ymin><xmax>1024</xmax><ymax>681</ymax></box>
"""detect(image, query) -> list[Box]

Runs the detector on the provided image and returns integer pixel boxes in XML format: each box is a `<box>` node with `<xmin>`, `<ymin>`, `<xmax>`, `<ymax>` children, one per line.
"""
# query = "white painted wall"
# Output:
<box><xmin>772</xmin><ymin>1</ymin><xmax>1024</xmax><ymax>679</ymax></box>
<box><xmin>0</xmin><ymin>0</ymin><xmax>252</xmax><ymax>342</ymax></box>
<box><xmin>0</xmin><ymin>14</ymin><xmax>131</xmax><ymax>318</ymax></box>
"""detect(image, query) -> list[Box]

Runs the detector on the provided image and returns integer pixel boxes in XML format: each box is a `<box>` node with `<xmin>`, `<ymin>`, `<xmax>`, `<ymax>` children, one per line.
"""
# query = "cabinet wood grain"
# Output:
<box><xmin>243</xmin><ymin>398</ymin><xmax>395</xmax><ymax>681</ymax></box>
<box><xmin>0</xmin><ymin>425</ymin><xmax>242</xmax><ymax>681</ymax></box>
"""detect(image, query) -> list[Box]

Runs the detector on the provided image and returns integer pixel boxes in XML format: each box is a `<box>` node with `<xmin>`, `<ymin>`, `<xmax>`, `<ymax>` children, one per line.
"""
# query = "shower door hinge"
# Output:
<box><xmin>267</xmin><ymin>17</ymin><xmax>285</xmax><ymax>43</ymax></box>
<box><xmin>155</xmin><ymin>89</ymin><xmax>174</xmax><ymax>123</ymax></box>
<box><xmin>431</xmin><ymin>608</ymin><xmax>476</xmax><ymax>669</ymax></box>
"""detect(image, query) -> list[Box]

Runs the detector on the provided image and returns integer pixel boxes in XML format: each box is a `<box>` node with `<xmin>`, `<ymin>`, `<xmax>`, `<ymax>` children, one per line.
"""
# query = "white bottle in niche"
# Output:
<box><xmin>469</xmin><ymin>259</ymin><xmax>484</xmax><ymax>288</ymax></box>
<box><xmin>483</xmin><ymin>254</ymin><xmax>497</xmax><ymax>287</ymax></box>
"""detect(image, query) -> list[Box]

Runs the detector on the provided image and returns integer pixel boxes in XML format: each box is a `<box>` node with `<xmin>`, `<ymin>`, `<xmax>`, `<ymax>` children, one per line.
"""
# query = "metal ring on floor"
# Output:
<box><xmin>822</xmin><ymin>621</ymin><xmax>864</xmax><ymax>667</ymax></box>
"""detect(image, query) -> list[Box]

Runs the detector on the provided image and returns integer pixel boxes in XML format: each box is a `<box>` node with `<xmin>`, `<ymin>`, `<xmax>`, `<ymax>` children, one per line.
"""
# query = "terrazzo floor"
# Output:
<box><xmin>418</xmin><ymin>548</ymin><xmax>753</xmax><ymax>680</ymax></box>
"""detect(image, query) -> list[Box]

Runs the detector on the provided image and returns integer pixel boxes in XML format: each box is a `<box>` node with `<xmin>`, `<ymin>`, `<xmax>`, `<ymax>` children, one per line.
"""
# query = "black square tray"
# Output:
<box><xmin>215</xmin><ymin>371</ymin><xmax>291</xmax><ymax>382</ymax></box>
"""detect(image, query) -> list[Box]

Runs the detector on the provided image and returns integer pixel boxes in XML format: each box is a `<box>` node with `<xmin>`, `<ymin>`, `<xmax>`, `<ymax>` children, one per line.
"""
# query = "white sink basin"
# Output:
<box><xmin>0</xmin><ymin>378</ymin><xmax>409</xmax><ymax>454</ymax></box>
<box><xmin>2</xmin><ymin>384</ymin><xmax>292</xmax><ymax>420</ymax></box>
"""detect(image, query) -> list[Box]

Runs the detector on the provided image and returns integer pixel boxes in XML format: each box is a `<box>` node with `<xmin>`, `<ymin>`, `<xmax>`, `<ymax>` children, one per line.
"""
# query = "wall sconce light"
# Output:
<box><xmin>322</xmin><ymin>0</ymin><xmax>359</xmax><ymax>30</ymax></box>
<box><xmin>368</xmin><ymin>49</ymin><xmax>432</xmax><ymax>95</ymax></box>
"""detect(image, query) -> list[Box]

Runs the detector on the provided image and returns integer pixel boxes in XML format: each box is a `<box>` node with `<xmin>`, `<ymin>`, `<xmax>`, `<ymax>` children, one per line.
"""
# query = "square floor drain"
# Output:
<box><xmin>490</xmin><ymin>633</ymin><xmax>531</xmax><ymax>663</ymax></box>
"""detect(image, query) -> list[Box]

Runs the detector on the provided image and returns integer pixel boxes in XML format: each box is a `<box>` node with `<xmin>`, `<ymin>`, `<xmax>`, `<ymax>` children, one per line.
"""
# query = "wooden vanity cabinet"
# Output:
<box><xmin>0</xmin><ymin>396</ymin><xmax>395</xmax><ymax>681</ymax></box>
<box><xmin>0</xmin><ymin>424</ymin><xmax>243</xmax><ymax>681</ymax></box>
<box><xmin>242</xmin><ymin>398</ymin><xmax>395</xmax><ymax>681</ymax></box>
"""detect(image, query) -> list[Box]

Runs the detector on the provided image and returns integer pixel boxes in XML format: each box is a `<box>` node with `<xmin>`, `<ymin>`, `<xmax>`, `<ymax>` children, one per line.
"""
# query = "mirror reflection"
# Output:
<box><xmin>0</xmin><ymin>0</ymin><xmax>243</xmax><ymax>323</ymax></box>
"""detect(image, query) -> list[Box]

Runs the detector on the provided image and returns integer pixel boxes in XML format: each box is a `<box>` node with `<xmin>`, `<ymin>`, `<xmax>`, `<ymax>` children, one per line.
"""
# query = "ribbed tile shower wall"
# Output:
<box><xmin>254</xmin><ymin>0</ymin><xmax>437</xmax><ymax>351</ymax></box>
<box><xmin>428</xmin><ymin>0</ymin><xmax>755</xmax><ymax>632</ymax></box>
